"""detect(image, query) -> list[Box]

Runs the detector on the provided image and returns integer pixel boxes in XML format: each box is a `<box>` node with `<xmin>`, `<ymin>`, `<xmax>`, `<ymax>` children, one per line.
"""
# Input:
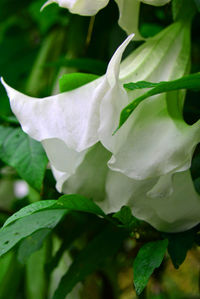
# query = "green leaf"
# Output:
<box><xmin>4</xmin><ymin>194</ymin><xmax>105</xmax><ymax>227</ymax></box>
<box><xmin>0</xmin><ymin>126</ymin><xmax>48</xmax><ymax>191</ymax></box>
<box><xmin>3</xmin><ymin>200</ymin><xmax>56</xmax><ymax>227</ymax></box>
<box><xmin>117</xmin><ymin>73</ymin><xmax>200</xmax><ymax>131</ymax></box>
<box><xmin>0</xmin><ymin>251</ymin><xmax>23</xmax><ymax>299</ymax></box>
<box><xmin>25</xmin><ymin>240</ymin><xmax>47</xmax><ymax>299</ymax></box>
<box><xmin>124</xmin><ymin>81</ymin><xmax>158</xmax><ymax>91</ymax></box>
<box><xmin>164</xmin><ymin>230</ymin><xmax>196</xmax><ymax>269</ymax></box>
<box><xmin>59</xmin><ymin>72</ymin><xmax>99</xmax><ymax>93</ymax></box>
<box><xmin>56</xmin><ymin>194</ymin><xmax>105</xmax><ymax>217</ymax></box>
<box><xmin>0</xmin><ymin>114</ymin><xmax>19</xmax><ymax>125</ymax></box>
<box><xmin>0</xmin><ymin>193</ymin><xmax>106</xmax><ymax>257</ymax></box>
<box><xmin>133</xmin><ymin>239</ymin><xmax>168</xmax><ymax>295</ymax></box>
<box><xmin>53</xmin><ymin>225</ymin><xmax>128</xmax><ymax>299</ymax></box>
<box><xmin>0</xmin><ymin>209</ymin><xmax>67</xmax><ymax>257</ymax></box>
<box><xmin>17</xmin><ymin>229</ymin><xmax>51</xmax><ymax>264</ymax></box>
<box><xmin>113</xmin><ymin>206</ymin><xmax>141</xmax><ymax>230</ymax></box>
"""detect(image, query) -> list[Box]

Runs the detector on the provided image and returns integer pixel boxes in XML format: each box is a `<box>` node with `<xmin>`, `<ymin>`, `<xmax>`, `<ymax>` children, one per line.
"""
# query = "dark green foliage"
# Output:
<box><xmin>53</xmin><ymin>224</ymin><xmax>128</xmax><ymax>299</ymax></box>
<box><xmin>113</xmin><ymin>206</ymin><xmax>141</xmax><ymax>230</ymax></box>
<box><xmin>133</xmin><ymin>239</ymin><xmax>168</xmax><ymax>295</ymax></box>
<box><xmin>0</xmin><ymin>210</ymin><xmax>67</xmax><ymax>257</ymax></box>
<box><xmin>0</xmin><ymin>126</ymin><xmax>48</xmax><ymax>191</ymax></box>
<box><xmin>164</xmin><ymin>230</ymin><xmax>196</xmax><ymax>269</ymax></box>
<box><xmin>17</xmin><ymin>229</ymin><xmax>51</xmax><ymax>264</ymax></box>
<box><xmin>3</xmin><ymin>194</ymin><xmax>105</xmax><ymax>228</ymax></box>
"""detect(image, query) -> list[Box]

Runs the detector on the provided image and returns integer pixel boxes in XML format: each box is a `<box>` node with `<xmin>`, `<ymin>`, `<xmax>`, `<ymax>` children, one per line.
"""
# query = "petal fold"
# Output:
<box><xmin>114</xmin><ymin>0</ymin><xmax>143</xmax><ymax>37</ymax></box>
<box><xmin>104</xmin><ymin>170</ymin><xmax>200</xmax><ymax>232</ymax></box>
<box><xmin>100</xmin><ymin>22</ymin><xmax>198</xmax><ymax>184</ymax></box>
<box><xmin>42</xmin><ymin>0</ymin><xmax>109</xmax><ymax>15</ymax></box>
<box><xmin>1</xmin><ymin>77</ymin><xmax>103</xmax><ymax>152</ymax></box>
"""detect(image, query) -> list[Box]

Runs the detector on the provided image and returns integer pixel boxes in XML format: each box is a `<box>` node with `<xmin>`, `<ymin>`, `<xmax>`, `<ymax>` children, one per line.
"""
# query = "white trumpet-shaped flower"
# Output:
<box><xmin>42</xmin><ymin>0</ymin><xmax>171</xmax><ymax>36</ymax></box>
<box><xmin>2</xmin><ymin>21</ymin><xmax>200</xmax><ymax>232</ymax></box>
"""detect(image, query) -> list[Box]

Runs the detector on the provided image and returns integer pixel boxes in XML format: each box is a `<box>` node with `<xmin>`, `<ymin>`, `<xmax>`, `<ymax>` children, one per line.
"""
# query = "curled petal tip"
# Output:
<box><xmin>1</xmin><ymin>77</ymin><xmax>7</xmax><ymax>89</ymax></box>
<box><xmin>40</xmin><ymin>0</ymin><xmax>54</xmax><ymax>11</ymax></box>
<box><xmin>127</xmin><ymin>33</ymin><xmax>135</xmax><ymax>43</ymax></box>
<box><xmin>129</xmin><ymin>33</ymin><xmax>135</xmax><ymax>39</ymax></box>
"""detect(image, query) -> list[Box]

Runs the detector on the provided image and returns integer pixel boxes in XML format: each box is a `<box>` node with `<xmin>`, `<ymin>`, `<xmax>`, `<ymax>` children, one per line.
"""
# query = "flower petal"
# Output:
<box><xmin>1</xmin><ymin>35</ymin><xmax>134</xmax><ymax>153</ymax></box>
<box><xmin>100</xmin><ymin>22</ymin><xmax>198</xmax><ymax>185</ymax></box>
<box><xmin>56</xmin><ymin>142</ymin><xmax>111</xmax><ymax>202</ymax></box>
<box><xmin>1</xmin><ymin>35</ymin><xmax>134</xmax><ymax>200</ymax></box>
<box><xmin>42</xmin><ymin>0</ymin><xmax>109</xmax><ymax>15</ymax></box>
<box><xmin>108</xmin><ymin>97</ymin><xmax>200</xmax><ymax>180</ymax></box>
<box><xmin>1</xmin><ymin>77</ymin><xmax>104</xmax><ymax>152</ymax></box>
<box><xmin>99</xmin><ymin>22</ymin><xmax>185</xmax><ymax>153</ymax></box>
<box><xmin>114</xmin><ymin>0</ymin><xmax>143</xmax><ymax>37</ymax></box>
<box><xmin>42</xmin><ymin>138</ymin><xmax>86</xmax><ymax>174</ymax></box>
<box><xmin>104</xmin><ymin>170</ymin><xmax>200</xmax><ymax>232</ymax></box>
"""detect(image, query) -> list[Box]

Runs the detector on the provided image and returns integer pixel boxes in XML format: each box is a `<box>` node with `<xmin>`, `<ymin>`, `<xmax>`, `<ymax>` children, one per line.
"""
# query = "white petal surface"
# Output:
<box><xmin>1</xmin><ymin>77</ymin><xmax>104</xmax><ymax>152</ymax></box>
<box><xmin>60</xmin><ymin>143</ymin><xmax>111</xmax><ymax>202</ymax></box>
<box><xmin>42</xmin><ymin>139</ymin><xmax>86</xmax><ymax>173</ymax></box>
<box><xmin>1</xmin><ymin>35</ymin><xmax>133</xmax><ymax>154</ymax></box>
<box><xmin>99</xmin><ymin>22</ymin><xmax>184</xmax><ymax>153</ymax></box>
<box><xmin>114</xmin><ymin>0</ymin><xmax>143</xmax><ymax>37</ymax></box>
<box><xmin>42</xmin><ymin>0</ymin><xmax>109</xmax><ymax>15</ymax></box>
<box><xmin>1</xmin><ymin>35</ymin><xmax>134</xmax><ymax>201</ymax></box>
<box><xmin>108</xmin><ymin>97</ymin><xmax>200</xmax><ymax>180</ymax></box>
<box><xmin>100</xmin><ymin>22</ymin><xmax>199</xmax><ymax>184</ymax></box>
<box><xmin>104</xmin><ymin>170</ymin><xmax>200</xmax><ymax>232</ymax></box>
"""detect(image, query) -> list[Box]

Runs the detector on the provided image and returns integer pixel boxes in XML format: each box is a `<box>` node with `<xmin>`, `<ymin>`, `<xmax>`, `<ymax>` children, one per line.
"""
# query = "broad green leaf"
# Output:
<box><xmin>4</xmin><ymin>194</ymin><xmax>105</xmax><ymax>227</ymax></box>
<box><xmin>164</xmin><ymin>230</ymin><xmax>196</xmax><ymax>269</ymax></box>
<box><xmin>53</xmin><ymin>225</ymin><xmax>128</xmax><ymax>299</ymax></box>
<box><xmin>117</xmin><ymin>73</ymin><xmax>200</xmax><ymax>131</ymax></box>
<box><xmin>133</xmin><ymin>239</ymin><xmax>168</xmax><ymax>295</ymax></box>
<box><xmin>17</xmin><ymin>228</ymin><xmax>51</xmax><ymax>264</ymax></box>
<box><xmin>59</xmin><ymin>72</ymin><xmax>99</xmax><ymax>93</ymax></box>
<box><xmin>0</xmin><ymin>251</ymin><xmax>23</xmax><ymax>299</ymax></box>
<box><xmin>113</xmin><ymin>206</ymin><xmax>141</xmax><ymax>230</ymax></box>
<box><xmin>0</xmin><ymin>209</ymin><xmax>67</xmax><ymax>257</ymax></box>
<box><xmin>3</xmin><ymin>200</ymin><xmax>56</xmax><ymax>227</ymax></box>
<box><xmin>0</xmin><ymin>126</ymin><xmax>48</xmax><ymax>191</ymax></box>
<box><xmin>56</xmin><ymin>194</ymin><xmax>105</xmax><ymax>217</ymax></box>
<box><xmin>0</xmin><ymin>251</ymin><xmax>13</xmax><ymax>283</ymax></box>
<box><xmin>25</xmin><ymin>240</ymin><xmax>47</xmax><ymax>299</ymax></box>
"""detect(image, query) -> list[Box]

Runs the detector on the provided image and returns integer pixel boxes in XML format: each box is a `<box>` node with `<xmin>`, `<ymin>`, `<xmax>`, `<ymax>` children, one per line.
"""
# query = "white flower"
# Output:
<box><xmin>42</xmin><ymin>0</ymin><xmax>171</xmax><ymax>36</ymax></box>
<box><xmin>2</xmin><ymin>21</ymin><xmax>200</xmax><ymax>232</ymax></box>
